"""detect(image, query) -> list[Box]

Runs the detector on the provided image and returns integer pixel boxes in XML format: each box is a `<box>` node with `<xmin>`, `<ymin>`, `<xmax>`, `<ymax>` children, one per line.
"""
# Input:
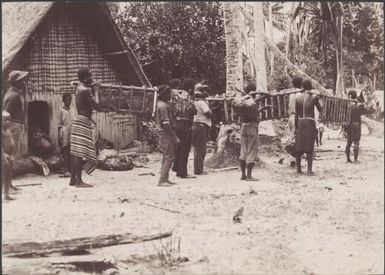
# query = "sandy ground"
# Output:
<box><xmin>2</xmin><ymin>129</ymin><xmax>384</xmax><ymax>275</ymax></box>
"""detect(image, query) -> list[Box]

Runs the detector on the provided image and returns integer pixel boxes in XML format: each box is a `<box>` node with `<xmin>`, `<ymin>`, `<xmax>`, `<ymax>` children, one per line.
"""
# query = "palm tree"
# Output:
<box><xmin>263</xmin><ymin>2</ymin><xmax>286</xmax><ymax>75</ymax></box>
<box><xmin>291</xmin><ymin>2</ymin><xmax>346</xmax><ymax>95</ymax></box>
<box><xmin>263</xmin><ymin>2</ymin><xmax>287</xmax><ymax>32</ymax></box>
<box><xmin>284</xmin><ymin>2</ymin><xmax>297</xmax><ymax>75</ymax></box>
<box><xmin>253</xmin><ymin>2</ymin><xmax>267</xmax><ymax>92</ymax></box>
<box><xmin>223</xmin><ymin>2</ymin><xmax>243</xmax><ymax>96</ymax></box>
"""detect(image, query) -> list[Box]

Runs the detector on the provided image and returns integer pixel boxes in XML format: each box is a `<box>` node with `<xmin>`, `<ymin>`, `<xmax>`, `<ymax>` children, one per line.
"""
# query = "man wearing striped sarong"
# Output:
<box><xmin>70</xmin><ymin>68</ymin><xmax>98</xmax><ymax>187</ymax></box>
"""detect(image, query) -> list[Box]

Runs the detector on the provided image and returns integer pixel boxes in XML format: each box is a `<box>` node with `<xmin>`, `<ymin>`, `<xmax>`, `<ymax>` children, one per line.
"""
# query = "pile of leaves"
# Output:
<box><xmin>206</xmin><ymin>124</ymin><xmax>241</xmax><ymax>169</ymax></box>
<box><xmin>206</xmin><ymin>123</ymin><xmax>284</xmax><ymax>169</ymax></box>
<box><xmin>99</xmin><ymin>155</ymin><xmax>134</xmax><ymax>171</ymax></box>
<box><xmin>140</xmin><ymin>121</ymin><xmax>160</xmax><ymax>152</ymax></box>
<box><xmin>29</xmin><ymin>128</ymin><xmax>54</xmax><ymax>157</ymax></box>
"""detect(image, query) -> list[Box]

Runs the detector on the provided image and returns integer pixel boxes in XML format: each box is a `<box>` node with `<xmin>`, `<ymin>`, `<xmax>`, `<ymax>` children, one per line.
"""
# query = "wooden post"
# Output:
<box><xmin>283</xmin><ymin>95</ymin><xmax>290</xmax><ymax>117</ymax></box>
<box><xmin>230</xmin><ymin>101</ymin><xmax>235</xmax><ymax>122</ymax></box>
<box><xmin>335</xmin><ymin>99</ymin><xmax>339</xmax><ymax>123</ymax></box>
<box><xmin>118</xmin><ymin>84</ymin><xmax>122</xmax><ymax>110</ymax></box>
<box><xmin>334</xmin><ymin>98</ymin><xmax>338</xmax><ymax>123</ymax></box>
<box><xmin>129</xmin><ymin>87</ymin><xmax>134</xmax><ymax>112</ymax></box>
<box><xmin>152</xmin><ymin>88</ymin><xmax>158</xmax><ymax>118</ymax></box>
<box><xmin>223</xmin><ymin>95</ymin><xmax>229</xmax><ymax>122</ymax></box>
<box><xmin>340</xmin><ymin>99</ymin><xmax>344</xmax><ymax>123</ymax></box>
<box><xmin>321</xmin><ymin>96</ymin><xmax>326</xmax><ymax>123</ymax></box>
<box><xmin>277</xmin><ymin>95</ymin><xmax>281</xmax><ymax>118</ymax></box>
<box><xmin>337</xmin><ymin>98</ymin><xmax>340</xmax><ymax>123</ymax></box>
<box><xmin>141</xmin><ymin>86</ymin><xmax>147</xmax><ymax>113</ymax></box>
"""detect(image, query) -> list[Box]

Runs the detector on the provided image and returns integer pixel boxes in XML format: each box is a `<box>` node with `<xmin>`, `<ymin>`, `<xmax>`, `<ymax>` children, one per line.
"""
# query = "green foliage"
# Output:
<box><xmin>115</xmin><ymin>2</ymin><xmax>226</xmax><ymax>92</ymax></box>
<box><xmin>263</xmin><ymin>2</ymin><xmax>287</xmax><ymax>32</ymax></box>
<box><xmin>343</xmin><ymin>2</ymin><xmax>384</xmax><ymax>89</ymax></box>
<box><xmin>290</xmin><ymin>2</ymin><xmax>384</xmax><ymax>90</ymax></box>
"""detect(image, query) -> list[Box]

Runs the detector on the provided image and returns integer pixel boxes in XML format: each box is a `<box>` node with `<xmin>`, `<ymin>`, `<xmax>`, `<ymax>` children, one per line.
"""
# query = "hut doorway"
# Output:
<box><xmin>28</xmin><ymin>101</ymin><xmax>49</xmax><ymax>134</ymax></box>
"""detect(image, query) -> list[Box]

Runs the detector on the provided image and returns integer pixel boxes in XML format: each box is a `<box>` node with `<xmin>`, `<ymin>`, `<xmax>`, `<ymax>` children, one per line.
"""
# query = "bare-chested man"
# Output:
<box><xmin>295</xmin><ymin>80</ymin><xmax>322</xmax><ymax>175</ymax></box>
<box><xmin>345</xmin><ymin>89</ymin><xmax>372</xmax><ymax>163</ymax></box>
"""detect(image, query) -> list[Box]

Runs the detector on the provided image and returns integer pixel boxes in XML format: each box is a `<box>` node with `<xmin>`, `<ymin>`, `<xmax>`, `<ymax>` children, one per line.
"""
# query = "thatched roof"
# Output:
<box><xmin>2</xmin><ymin>2</ymin><xmax>151</xmax><ymax>86</ymax></box>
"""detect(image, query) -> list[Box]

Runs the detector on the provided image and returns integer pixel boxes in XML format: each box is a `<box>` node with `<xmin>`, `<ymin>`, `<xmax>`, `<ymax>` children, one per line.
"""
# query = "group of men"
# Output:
<box><xmin>1</xmin><ymin>69</ymin><xmax>373</xmax><ymax>198</ymax></box>
<box><xmin>2</xmin><ymin>68</ymin><xmax>99</xmax><ymax>200</ymax></box>
<box><xmin>236</xmin><ymin>76</ymin><xmax>370</xmax><ymax>179</ymax></box>
<box><xmin>155</xmin><ymin>80</ymin><xmax>213</xmax><ymax>186</ymax></box>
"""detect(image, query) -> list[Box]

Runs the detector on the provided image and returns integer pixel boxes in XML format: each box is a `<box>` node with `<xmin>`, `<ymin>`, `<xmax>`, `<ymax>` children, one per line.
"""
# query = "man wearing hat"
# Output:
<box><xmin>3</xmin><ymin>70</ymin><xmax>29</xmax><ymax>159</ymax></box>
<box><xmin>294</xmin><ymin>79</ymin><xmax>322</xmax><ymax>175</ymax></box>
<box><xmin>2</xmin><ymin>111</ymin><xmax>16</xmax><ymax>200</ymax></box>
<box><xmin>192</xmin><ymin>84</ymin><xmax>212</xmax><ymax>175</ymax></box>
<box><xmin>156</xmin><ymin>85</ymin><xmax>180</xmax><ymax>186</ymax></box>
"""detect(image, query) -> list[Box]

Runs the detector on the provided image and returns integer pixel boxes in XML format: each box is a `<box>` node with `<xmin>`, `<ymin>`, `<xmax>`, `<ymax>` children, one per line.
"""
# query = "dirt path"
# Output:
<box><xmin>2</xmin><ymin>132</ymin><xmax>384</xmax><ymax>274</ymax></box>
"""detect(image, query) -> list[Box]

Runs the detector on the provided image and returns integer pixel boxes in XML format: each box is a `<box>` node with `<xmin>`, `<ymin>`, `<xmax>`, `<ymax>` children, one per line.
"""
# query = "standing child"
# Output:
<box><xmin>2</xmin><ymin>111</ymin><xmax>16</xmax><ymax>200</ymax></box>
<box><xmin>58</xmin><ymin>93</ymin><xmax>76</xmax><ymax>177</ymax></box>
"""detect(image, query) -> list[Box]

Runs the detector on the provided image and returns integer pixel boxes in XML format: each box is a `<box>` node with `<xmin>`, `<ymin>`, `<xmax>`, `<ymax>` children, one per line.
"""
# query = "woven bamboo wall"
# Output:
<box><xmin>5</xmin><ymin>4</ymin><xmax>138</xmax><ymax>153</ymax></box>
<box><xmin>26</xmin><ymin>5</ymin><xmax>120</xmax><ymax>92</ymax></box>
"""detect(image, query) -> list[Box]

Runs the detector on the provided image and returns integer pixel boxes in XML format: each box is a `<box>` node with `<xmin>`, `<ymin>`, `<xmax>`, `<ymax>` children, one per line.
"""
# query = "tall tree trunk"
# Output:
<box><xmin>335</xmin><ymin>48</ymin><xmax>344</xmax><ymax>95</ymax></box>
<box><xmin>238</xmin><ymin>3</ymin><xmax>330</xmax><ymax>95</ymax></box>
<box><xmin>244</xmin><ymin>3</ymin><xmax>255</xmax><ymax>80</ymax></box>
<box><xmin>253</xmin><ymin>2</ymin><xmax>267</xmax><ymax>92</ymax></box>
<box><xmin>268</xmin><ymin>3</ymin><xmax>274</xmax><ymax>76</ymax></box>
<box><xmin>284</xmin><ymin>2</ymin><xmax>296</xmax><ymax>75</ymax></box>
<box><xmin>223</xmin><ymin>2</ymin><xmax>243</xmax><ymax>96</ymax></box>
<box><xmin>264</xmin><ymin>36</ymin><xmax>330</xmax><ymax>94</ymax></box>
<box><xmin>335</xmin><ymin>15</ymin><xmax>345</xmax><ymax>96</ymax></box>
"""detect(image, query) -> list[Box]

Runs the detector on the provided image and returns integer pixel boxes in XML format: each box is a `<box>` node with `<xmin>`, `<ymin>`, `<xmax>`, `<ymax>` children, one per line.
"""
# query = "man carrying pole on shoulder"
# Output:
<box><xmin>345</xmin><ymin>89</ymin><xmax>374</xmax><ymax>163</ymax></box>
<box><xmin>70</xmin><ymin>68</ymin><xmax>99</xmax><ymax>188</ymax></box>
<box><xmin>294</xmin><ymin>80</ymin><xmax>322</xmax><ymax>176</ymax></box>
<box><xmin>234</xmin><ymin>83</ymin><xmax>271</xmax><ymax>181</ymax></box>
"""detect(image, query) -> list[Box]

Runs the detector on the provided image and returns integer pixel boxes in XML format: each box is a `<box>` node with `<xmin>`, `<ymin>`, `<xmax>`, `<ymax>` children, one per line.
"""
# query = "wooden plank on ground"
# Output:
<box><xmin>3</xmin><ymin>231</ymin><xmax>172</xmax><ymax>258</ymax></box>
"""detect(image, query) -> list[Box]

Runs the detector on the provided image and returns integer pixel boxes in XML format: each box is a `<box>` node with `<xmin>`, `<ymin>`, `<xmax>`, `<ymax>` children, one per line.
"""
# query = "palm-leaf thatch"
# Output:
<box><xmin>2</xmin><ymin>2</ymin><xmax>151</xmax><ymax>86</ymax></box>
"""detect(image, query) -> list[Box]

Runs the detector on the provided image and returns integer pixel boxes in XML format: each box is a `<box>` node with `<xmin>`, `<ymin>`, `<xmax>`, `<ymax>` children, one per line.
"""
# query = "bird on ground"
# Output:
<box><xmin>233</xmin><ymin>207</ymin><xmax>244</xmax><ymax>223</ymax></box>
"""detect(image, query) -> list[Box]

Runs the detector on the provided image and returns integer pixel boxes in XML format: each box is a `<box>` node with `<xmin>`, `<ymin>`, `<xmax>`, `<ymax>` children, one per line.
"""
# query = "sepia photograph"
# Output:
<box><xmin>1</xmin><ymin>1</ymin><xmax>384</xmax><ymax>274</ymax></box>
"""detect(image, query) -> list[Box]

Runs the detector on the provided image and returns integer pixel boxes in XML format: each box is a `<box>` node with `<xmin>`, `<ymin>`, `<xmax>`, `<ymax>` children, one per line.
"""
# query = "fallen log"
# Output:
<box><xmin>12</xmin><ymin>158</ymin><xmax>37</xmax><ymax>177</ymax></box>
<box><xmin>3</xmin><ymin>231</ymin><xmax>172</xmax><ymax>258</ymax></box>
<box><xmin>2</xmin><ymin>254</ymin><xmax>114</xmax><ymax>275</ymax></box>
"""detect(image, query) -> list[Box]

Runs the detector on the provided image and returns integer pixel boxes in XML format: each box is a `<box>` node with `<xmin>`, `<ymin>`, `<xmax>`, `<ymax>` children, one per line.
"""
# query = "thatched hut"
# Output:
<box><xmin>2</xmin><ymin>2</ymin><xmax>151</xmax><ymax>156</ymax></box>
